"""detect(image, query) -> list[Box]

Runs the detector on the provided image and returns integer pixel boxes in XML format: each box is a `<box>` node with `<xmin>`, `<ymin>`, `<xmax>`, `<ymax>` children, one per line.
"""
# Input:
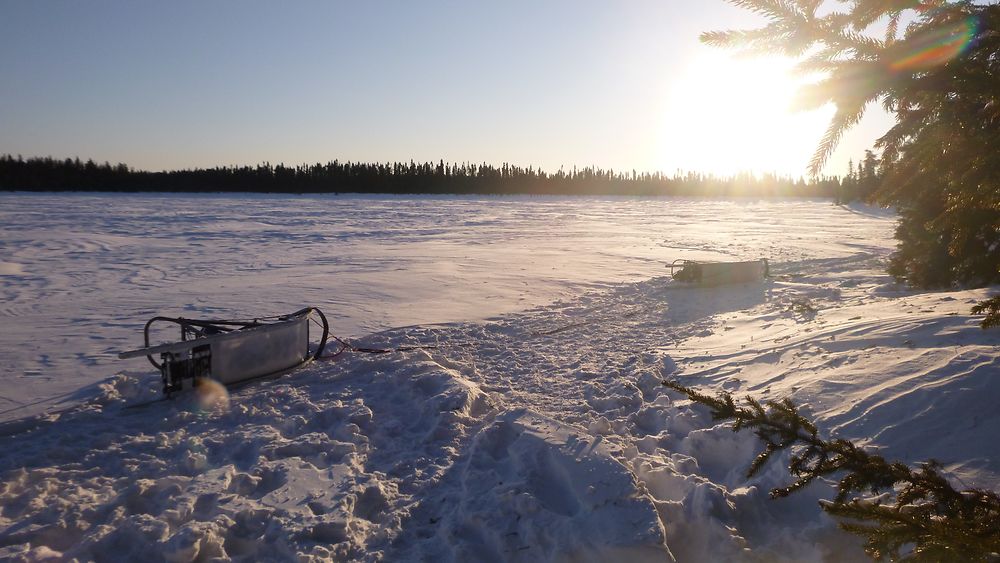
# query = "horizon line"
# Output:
<box><xmin>2</xmin><ymin>153</ymin><xmax>844</xmax><ymax>182</ymax></box>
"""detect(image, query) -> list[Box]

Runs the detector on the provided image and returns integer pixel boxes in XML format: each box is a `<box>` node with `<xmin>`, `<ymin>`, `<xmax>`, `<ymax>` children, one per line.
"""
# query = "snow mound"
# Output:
<box><xmin>443</xmin><ymin>409</ymin><xmax>669</xmax><ymax>562</ymax></box>
<box><xmin>0</xmin><ymin>355</ymin><xmax>497</xmax><ymax>561</ymax></box>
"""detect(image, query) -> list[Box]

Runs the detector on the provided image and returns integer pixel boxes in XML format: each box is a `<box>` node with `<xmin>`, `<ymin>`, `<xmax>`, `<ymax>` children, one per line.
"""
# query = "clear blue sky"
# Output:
<box><xmin>0</xmin><ymin>1</ymin><xmax>890</xmax><ymax>177</ymax></box>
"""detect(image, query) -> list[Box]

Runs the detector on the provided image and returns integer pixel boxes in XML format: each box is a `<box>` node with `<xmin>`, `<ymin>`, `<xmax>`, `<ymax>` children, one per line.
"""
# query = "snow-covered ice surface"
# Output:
<box><xmin>1</xmin><ymin>193</ymin><xmax>998</xmax><ymax>561</ymax></box>
<box><xmin>0</xmin><ymin>193</ymin><xmax>887</xmax><ymax>419</ymax></box>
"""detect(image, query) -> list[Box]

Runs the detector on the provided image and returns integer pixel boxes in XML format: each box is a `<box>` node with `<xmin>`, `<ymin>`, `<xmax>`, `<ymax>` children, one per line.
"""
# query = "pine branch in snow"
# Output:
<box><xmin>662</xmin><ymin>380</ymin><xmax>1000</xmax><ymax>562</ymax></box>
<box><xmin>972</xmin><ymin>296</ymin><xmax>1000</xmax><ymax>329</ymax></box>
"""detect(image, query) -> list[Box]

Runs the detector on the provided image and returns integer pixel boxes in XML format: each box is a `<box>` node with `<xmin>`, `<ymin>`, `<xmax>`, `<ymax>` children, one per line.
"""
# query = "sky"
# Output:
<box><xmin>0</xmin><ymin>0</ymin><xmax>893</xmax><ymax>178</ymax></box>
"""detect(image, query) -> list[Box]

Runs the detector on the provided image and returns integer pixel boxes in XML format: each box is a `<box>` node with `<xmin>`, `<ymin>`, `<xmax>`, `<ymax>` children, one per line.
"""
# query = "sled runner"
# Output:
<box><xmin>119</xmin><ymin>307</ymin><xmax>329</xmax><ymax>396</ymax></box>
<box><xmin>669</xmin><ymin>259</ymin><xmax>768</xmax><ymax>286</ymax></box>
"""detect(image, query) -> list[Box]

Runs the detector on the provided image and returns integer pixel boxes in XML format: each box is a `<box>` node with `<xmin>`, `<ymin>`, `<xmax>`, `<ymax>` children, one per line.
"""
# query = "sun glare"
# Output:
<box><xmin>656</xmin><ymin>50</ymin><xmax>834</xmax><ymax>178</ymax></box>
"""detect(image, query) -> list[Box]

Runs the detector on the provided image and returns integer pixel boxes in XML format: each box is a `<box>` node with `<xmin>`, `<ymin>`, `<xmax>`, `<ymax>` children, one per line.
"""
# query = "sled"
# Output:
<box><xmin>119</xmin><ymin>307</ymin><xmax>329</xmax><ymax>396</ymax></box>
<box><xmin>669</xmin><ymin>258</ymin><xmax>769</xmax><ymax>286</ymax></box>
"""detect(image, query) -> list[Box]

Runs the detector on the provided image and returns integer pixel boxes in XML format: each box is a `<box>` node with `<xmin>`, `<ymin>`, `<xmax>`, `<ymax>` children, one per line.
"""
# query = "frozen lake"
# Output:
<box><xmin>0</xmin><ymin>193</ymin><xmax>895</xmax><ymax>418</ymax></box>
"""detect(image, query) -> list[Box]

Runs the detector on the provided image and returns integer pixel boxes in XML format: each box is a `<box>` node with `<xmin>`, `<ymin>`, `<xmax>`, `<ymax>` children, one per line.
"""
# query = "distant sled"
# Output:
<box><xmin>119</xmin><ymin>307</ymin><xmax>329</xmax><ymax>396</ymax></box>
<box><xmin>669</xmin><ymin>258</ymin><xmax>769</xmax><ymax>286</ymax></box>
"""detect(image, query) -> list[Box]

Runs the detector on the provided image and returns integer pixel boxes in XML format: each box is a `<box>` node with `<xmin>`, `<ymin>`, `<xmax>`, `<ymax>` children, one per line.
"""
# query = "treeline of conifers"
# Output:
<box><xmin>0</xmin><ymin>154</ymin><xmax>850</xmax><ymax>198</ymax></box>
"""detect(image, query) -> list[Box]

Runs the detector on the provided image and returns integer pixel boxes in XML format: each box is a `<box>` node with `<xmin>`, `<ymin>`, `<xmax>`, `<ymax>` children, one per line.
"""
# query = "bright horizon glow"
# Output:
<box><xmin>0</xmin><ymin>1</ymin><xmax>892</xmax><ymax>179</ymax></box>
<box><xmin>656</xmin><ymin>51</ymin><xmax>836</xmax><ymax>178</ymax></box>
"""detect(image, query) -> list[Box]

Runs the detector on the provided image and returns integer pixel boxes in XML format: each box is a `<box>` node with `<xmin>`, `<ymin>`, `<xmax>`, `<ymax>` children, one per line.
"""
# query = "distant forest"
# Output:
<box><xmin>0</xmin><ymin>154</ymin><xmax>861</xmax><ymax>198</ymax></box>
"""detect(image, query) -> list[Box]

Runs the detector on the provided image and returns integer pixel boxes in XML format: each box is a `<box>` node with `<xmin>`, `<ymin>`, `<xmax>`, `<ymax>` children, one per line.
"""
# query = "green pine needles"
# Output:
<box><xmin>971</xmin><ymin>296</ymin><xmax>1000</xmax><ymax>329</ymax></box>
<box><xmin>662</xmin><ymin>380</ymin><xmax>1000</xmax><ymax>561</ymax></box>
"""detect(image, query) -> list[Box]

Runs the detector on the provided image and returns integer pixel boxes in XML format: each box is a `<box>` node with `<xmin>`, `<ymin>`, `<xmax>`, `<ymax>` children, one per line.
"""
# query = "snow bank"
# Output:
<box><xmin>0</xmin><ymin>356</ymin><xmax>498</xmax><ymax>561</ymax></box>
<box><xmin>438</xmin><ymin>409</ymin><xmax>668</xmax><ymax>562</ymax></box>
<box><xmin>672</xmin><ymin>260</ymin><xmax>1000</xmax><ymax>488</ymax></box>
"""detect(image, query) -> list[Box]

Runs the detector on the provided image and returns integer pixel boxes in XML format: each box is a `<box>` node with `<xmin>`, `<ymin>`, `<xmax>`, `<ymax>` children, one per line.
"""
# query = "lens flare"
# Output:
<box><xmin>889</xmin><ymin>16</ymin><xmax>978</xmax><ymax>72</ymax></box>
<box><xmin>194</xmin><ymin>378</ymin><xmax>230</xmax><ymax>411</ymax></box>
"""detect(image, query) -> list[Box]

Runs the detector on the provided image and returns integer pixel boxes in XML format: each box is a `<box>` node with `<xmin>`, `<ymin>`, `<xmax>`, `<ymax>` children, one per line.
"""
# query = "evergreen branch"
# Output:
<box><xmin>837</xmin><ymin>27</ymin><xmax>886</xmax><ymax>56</ymax></box>
<box><xmin>971</xmin><ymin>296</ymin><xmax>1000</xmax><ymax>328</ymax></box>
<box><xmin>886</xmin><ymin>12</ymin><xmax>901</xmax><ymax>44</ymax></box>
<box><xmin>700</xmin><ymin>25</ymin><xmax>795</xmax><ymax>50</ymax></box>
<box><xmin>661</xmin><ymin>380</ymin><xmax>1000</xmax><ymax>561</ymax></box>
<box><xmin>810</xmin><ymin>100</ymin><xmax>870</xmax><ymax>176</ymax></box>
<box><xmin>726</xmin><ymin>0</ymin><xmax>807</xmax><ymax>22</ymax></box>
<box><xmin>848</xmin><ymin>0</ymin><xmax>912</xmax><ymax>31</ymax></box>
<box><xmin>795</xmin><ymin>47</ymin><xmax>852</xmax><ymax>74</ymax></box>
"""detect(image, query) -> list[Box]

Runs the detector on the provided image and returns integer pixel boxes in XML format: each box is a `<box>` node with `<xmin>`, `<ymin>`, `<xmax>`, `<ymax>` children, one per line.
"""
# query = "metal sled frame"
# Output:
<box><xmin>119</xmin><ymin>307</ymin><xmax>329</xmax><ymax>396</ymax></box>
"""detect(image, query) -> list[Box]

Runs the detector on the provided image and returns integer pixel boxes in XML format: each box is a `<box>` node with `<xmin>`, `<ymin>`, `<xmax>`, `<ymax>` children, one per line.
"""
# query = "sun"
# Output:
<box><xmin>655</xmin><ymin>49</ymin><xmax>834</xmax><ymax>178</ymax></box>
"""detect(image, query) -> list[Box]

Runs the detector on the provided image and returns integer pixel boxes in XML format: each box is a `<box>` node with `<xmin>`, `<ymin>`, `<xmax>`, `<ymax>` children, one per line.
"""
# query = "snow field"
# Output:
<box><xmin>0</xmin><ymin>193</ymin><xmax>894</xmax><ymax>420</ymax></box>
<box><xmin>3</xmin><ymin>194</ymin><xmax>996</xmax><ymax>561</ymax></box>
<box><xmin>4</xmin><ymin>259</ymin><xmax>996</xmax><ymax>560</ymax></box>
